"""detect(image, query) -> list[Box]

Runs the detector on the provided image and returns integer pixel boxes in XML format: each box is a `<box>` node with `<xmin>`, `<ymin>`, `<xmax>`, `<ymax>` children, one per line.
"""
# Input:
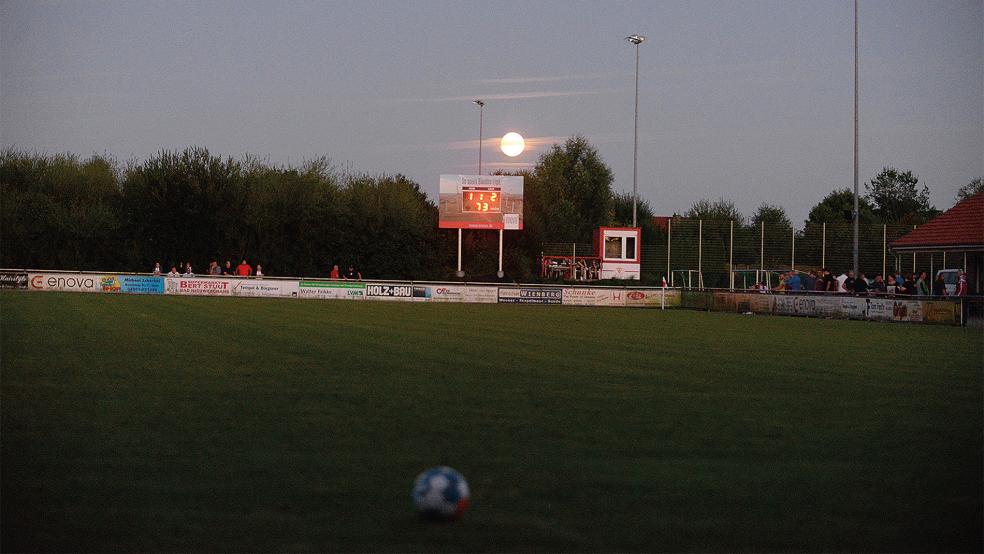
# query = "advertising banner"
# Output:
<box><xmin>562</xmin><ymin>288</ymin><xmax>626</xmax><ymax>307</ymax></box>
<box><xmin>28</xmin><ymin>272</ymin><xmax>102</xmax><ymax>293</ymax></box>
<box><xmin>839</xmin><ymin>297</ymin><xmax>868</xmax><ymax>319</ymax></box>
<box><xmin>733</xmin><ymin>293</ymin><xmax>774</xmax><ymax>314</ymax></box>
<box><xmin>98</xmin><ymin>275</ymin><xmax>165</xmax><ymax>294</ymax></box>
<box><xmin>624</xmin><ymin>289</ymin><xmax>681</xmax><ymax>308</ymax></box>
<box><xmin>165</xmin><ymin>277</ymin><xmax>234</xmax><ymax>296</ymax></box>
<box><xmin>231</xmin><ymin>280</ymin><xmax>299</xmax><ymax>298</ymax></box>
<box><xmin>365</xmin><ymin>283</ymin><xmax>415</xmax><ymax>301</ymax></box>
<box><xmin>680</xmin><ymin>290</ymin><xmax>712</xmax><ymax>310</ymax></box>
<box><xmin>419</xmin><ymin>285</ymin><xmax>465</xmax><ymax>303</ymax></box>
<box><xmin>298</xmin><ymin>280</ymin><xmax>366</xmax><ymax>300</ymax></box>
<box><xmin>498</xmin><ymin>287</ymin><xmax>562</xmax><ymax>305</ymax></box>
<box><xmin>921</xmin><ymin>300</ymin><xmax>956</xmax><ymax>324</ymax></box>
<box><xmin>891</xmin><ymin>299</ymin><xmax>923</xmax><ymax>322</ymax></box>
<box><xmin>0</xmin><ymin>271</ymin><xmax>28</xmax><ymax>289</ymax></box>
<box><xmin>463</xmin><ymin>285</ymin><xmax>499</xmax><ymax>304</ymax></box>
<box><xmin>712</xmin><ymin>292</ymin><xmax>735</xmax><ymax>312</ymax></box>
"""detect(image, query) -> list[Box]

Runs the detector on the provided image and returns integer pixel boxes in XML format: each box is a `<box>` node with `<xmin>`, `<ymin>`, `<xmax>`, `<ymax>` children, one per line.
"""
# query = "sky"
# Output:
<box><xmin>2</xmin><ymin>0</ymin><xmax>981</xmax><ymax>226</ymax></box>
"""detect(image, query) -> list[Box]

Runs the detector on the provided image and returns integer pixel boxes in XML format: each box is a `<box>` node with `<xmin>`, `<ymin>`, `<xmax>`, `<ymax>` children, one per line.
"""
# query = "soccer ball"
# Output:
<box><xmin>412</xmin><ymin>466</ymin><xmax>470</xmax><ymax>521</ymax></box>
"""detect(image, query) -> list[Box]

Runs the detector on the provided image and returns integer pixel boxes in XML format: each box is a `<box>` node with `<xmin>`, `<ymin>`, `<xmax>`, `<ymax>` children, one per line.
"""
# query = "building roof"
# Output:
<box><xmin>891</xmin><ymin>191</ymin><xmax>984</xmax><ymax>251</ymax></box>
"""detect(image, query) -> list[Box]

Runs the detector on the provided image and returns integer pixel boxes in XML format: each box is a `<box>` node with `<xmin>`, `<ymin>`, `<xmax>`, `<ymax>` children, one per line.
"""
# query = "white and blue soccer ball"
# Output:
<box><xmin>412</xmin><ymin>466</ymin><xmax>470</xmax><ymax>521</ymax></box>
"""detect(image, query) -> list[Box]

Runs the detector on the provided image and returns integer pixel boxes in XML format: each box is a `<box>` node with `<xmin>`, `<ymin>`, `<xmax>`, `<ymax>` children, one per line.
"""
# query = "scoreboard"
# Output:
<box><xmin>439</xmin><ymin>175</ymin><xmax>523</xmax><ymax>230</ymax></box>
<box><xmin>461</xmin><ymin>186</ymin><xmax>501</xmax><ymax>213</ymax></box>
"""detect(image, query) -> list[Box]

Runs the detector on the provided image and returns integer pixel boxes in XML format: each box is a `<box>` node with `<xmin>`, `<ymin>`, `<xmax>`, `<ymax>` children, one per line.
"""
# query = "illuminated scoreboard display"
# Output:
<box><xmin>439</xmin><ymin>175</ymin><xmax>524</xmax><ymax>230</ymax></box>
<box><xmin>461</xmin><ymin>186</ymin><xmax>501</xmax><ymax>213</ymax></box>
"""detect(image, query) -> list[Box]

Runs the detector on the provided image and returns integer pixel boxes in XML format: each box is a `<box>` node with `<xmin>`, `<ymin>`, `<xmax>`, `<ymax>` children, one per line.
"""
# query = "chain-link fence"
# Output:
<box><xmin>542</xmin><ymin>220</ymin><xmax>958</xmax><ymax>287</ymax></box>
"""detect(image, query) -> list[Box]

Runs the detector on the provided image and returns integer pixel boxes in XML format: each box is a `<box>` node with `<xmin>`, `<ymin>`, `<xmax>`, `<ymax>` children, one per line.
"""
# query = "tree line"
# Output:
<box><xmin>2</xmin><ymin>142</ymin><xmax>979</xmax><ymax>282</ymax></box>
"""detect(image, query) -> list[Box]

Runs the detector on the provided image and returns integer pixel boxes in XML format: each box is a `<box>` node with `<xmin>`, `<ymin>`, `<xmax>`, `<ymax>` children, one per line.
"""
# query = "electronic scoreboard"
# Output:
<box><xmin>438</xmin><ymin>175</ymin><xmax>523</xmax><ymax>230</ymax></box>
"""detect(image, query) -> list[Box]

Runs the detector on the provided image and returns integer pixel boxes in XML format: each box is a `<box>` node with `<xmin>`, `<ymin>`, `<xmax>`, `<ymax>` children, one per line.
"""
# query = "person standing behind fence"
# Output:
<box><xmin>784</xmin><ymin>270</ymin><xmax>802</xmax><ymax>292</ymax></box>
<box><xmin>915</xmin><ymin>271</ymin><xmax>930</xmax><ymax>297</ymax></box>
<box><xmin>209</xmin><ymin>260</ymin><xmax>221</xmax><ymax>276</ymax></box>
<box><xmin>954</xmin><ymin>272</ymin><xmax>968</xmax><ymax>296</ymax></box>
<box><xmin>854</xmin><ymin>272</ymin><xmax>869</xmax><ymax>294</ymax></box>
<box><xmin>330</xmin><ymin>264</ymin><xmax>340</xmax><ymax>280</ymax></box>
<box><xmin>932</xmin><ymin>273</ymin><xmax>947</xmax><ymax>296</ymax></box>
<box><xmin>223</xmin><ymin>260</ymin><xmax>234</xmax><ymax>276</ymax></box>
<box><xmin>236</xmin><ymin>259</ymin><xmax>252</xmax><ymax>277</ymax></box>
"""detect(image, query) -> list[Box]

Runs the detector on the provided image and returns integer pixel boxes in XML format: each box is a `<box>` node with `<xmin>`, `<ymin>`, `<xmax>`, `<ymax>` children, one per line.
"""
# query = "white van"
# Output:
<box><xmin>936</xmin><ymin>269</ymin><xmax>960</xmax><ymax>295</ymax></box>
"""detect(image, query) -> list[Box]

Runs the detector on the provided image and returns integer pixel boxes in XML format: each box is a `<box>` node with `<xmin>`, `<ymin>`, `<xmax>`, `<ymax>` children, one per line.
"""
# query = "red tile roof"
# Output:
<box><xmin>891</xmin><ymin>191</ymin><xmax>984</xmax><ymax>250</ymax></box>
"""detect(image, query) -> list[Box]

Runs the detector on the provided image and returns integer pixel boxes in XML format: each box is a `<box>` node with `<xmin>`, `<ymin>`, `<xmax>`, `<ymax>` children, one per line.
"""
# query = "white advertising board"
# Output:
<box><xmin>562</xmin><ymin>287</ymin><xmax>627</xmax><ymax>307</ymax></box>
<box><xmin>165</xmin><ymin>277</ymin><xmax>234</xmax><ymax>296</ymax></box>
<box><xmin>623</xmin><ymin>289</ymin><xmax>683</xmax><ymax>308</ymax></box>
<box><xmin>364</xmin><ymin>283</ymin><xmax>415</xmax><ymax>302</ymax></box>
<box><xmin>231</xmin><ymin>280</ymin><xmax>299</xmax><ymax>298</ymax></box>
<box><xmin>298</xmin><ymin>281</ymin><xmax>366</xmax><ymax>300</ymax></box>
<box><xmin>463</xmin><ymin>285</ymin><xmax>499</xmax><ymax>304</ymax></box>
<box><xmin>28</xmin><ymin>272</ymin><xmax>102</xmax><ymax>293</ymax></box>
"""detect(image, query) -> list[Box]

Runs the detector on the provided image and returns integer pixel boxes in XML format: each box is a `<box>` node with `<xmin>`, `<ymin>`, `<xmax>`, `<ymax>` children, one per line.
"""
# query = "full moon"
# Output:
<box><xmin>500</xmin><ymin>132</ymin><xmax>525</xmax><ymax>157</ymax></box>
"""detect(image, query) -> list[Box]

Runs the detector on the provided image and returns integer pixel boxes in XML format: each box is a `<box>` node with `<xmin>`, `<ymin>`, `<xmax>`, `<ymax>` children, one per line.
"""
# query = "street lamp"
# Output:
<box><xmin>626</xmin><ymin>34</ymin><xmax>645</xmax><ymax>228</ymax></box>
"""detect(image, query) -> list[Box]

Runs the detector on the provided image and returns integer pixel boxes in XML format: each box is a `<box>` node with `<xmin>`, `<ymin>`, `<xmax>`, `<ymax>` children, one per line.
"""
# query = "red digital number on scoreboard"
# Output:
<box><xmin>461</xmin><ymin>186</ymin><xmax>501</xmax><ymax>213</ymax></box>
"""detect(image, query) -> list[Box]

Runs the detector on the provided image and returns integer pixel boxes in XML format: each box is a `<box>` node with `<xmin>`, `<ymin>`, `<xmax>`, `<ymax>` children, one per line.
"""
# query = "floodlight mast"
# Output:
<box><xmin>626</xmin><ymin>34</ymin><xmax>645</xmax><ymax>228</ymax></box>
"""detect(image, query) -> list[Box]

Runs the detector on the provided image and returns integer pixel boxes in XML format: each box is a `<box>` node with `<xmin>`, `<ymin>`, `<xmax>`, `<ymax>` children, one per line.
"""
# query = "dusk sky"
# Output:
<box><xmin>2</xmin><ymin>0</ymin><xmax>981</xmax><ymax>225</ymax></box>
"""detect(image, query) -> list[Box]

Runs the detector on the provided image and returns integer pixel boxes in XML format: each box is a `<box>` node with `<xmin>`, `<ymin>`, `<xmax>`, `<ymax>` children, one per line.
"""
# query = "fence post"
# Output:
<box><xmin>667</xmin><ymin>219</ymin><xmax>672</xmax><ymax>287</ymax></box>
<box><xmin>942</xmin><ymin>251</ymin><xmax>946</xmax><ymax>268</ymax></box>
<box><xmin>791</xmin><ymin>227</ymin><xmax>796</xmax><ymax>270</ymax></box>
<box><xmin>729</xmin><ymin>219</ymin><xmax>734</xmax><ymax>289</ymax></box>
<box><xmin>760</xmin><ymin>221</ymin><xmax>765</xmax><ymax>274</ymax></box>
<box><xmin>821</xmin><ymin>222</ymin><xmax>826</xmax><ymax>268</ymax></box>
<box><xmin>912</xmin><ymin>225</ymin><xmax>917</xmax><ymax>273</ymax></box>
<box><xmin>698</xmin><ymin>219</ymin><xmax>703</xmax><ymax>278</ymax></box>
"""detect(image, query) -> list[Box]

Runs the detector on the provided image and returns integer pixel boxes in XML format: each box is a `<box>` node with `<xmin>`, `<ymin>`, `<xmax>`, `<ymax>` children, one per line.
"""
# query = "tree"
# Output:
<box><xmin>750</xmin><ymin>203</ymin><xmax>791</xmax><ymax>229</ymax></box>
<box><xmin>685</xmin><ymin>198</ymin><xmax>744</xmax><ymax>225</ymax></box>
<box><xmin>865</xmin><ymin>167</ymin><xmax>938</xmax><ymax>224</ymax></box>
<box><xmin>805</xmin><ymin>188</ymin><xmax>876</xmax><ymax>226</ymax></box>
<box><xmin>955</xmin><ymin>177</ymin><xmax>983</xmax><ymax>204</ymax></box>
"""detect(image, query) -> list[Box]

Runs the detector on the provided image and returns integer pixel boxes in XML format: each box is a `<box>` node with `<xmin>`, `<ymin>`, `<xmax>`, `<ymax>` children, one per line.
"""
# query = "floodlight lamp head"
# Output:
<box><xmin>473</xmin><ymin>100</ymin><xmax>484</xmax><ymax>107</ymax></box>
<box><xmin>626</xmin><ymin>34</ymin><xmax>645</xmax><ymax>45</ymax></box>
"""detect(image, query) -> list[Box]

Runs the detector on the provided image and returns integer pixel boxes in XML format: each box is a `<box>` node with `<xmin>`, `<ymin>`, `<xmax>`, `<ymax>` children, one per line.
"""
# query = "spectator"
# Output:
<box><xmin>330</xmin><ymin>264</ymin><xmax>340</xmax><ymax>280</ymax></box>
<box><xmin>183</xmin><ymin>264</ymin><xmax>194</xmax><ymax>276</ymax></box>
<box><xmin>774</xmin><ymin>272</ymin><xmax>787</xmax><ymax>292</ymax></box>
<box><xmin>823</xmin><ymin>269</ymin><xmax>837</xmax><ymax>292</ymax></box>
<box><xmin>802</xmin><ymin>270</ymin><xmax>816</xmax><ymax>292</ymax></box>
<box><xmin>343</xmin><ymin>265</ymin><xmax>361</xmax><ymax>280</ymax></box>
<box><xmin>255</xmin><ymin>264</ymin><xmax>264</xmax><ymax>278</ymax></box>
<box><xmin>854</xmin><ymin>272</ymin><xmax>869</xmax><ymax>294</ymax></box>
<box><xmin>872</xmin><ymin>275</ymin><xmax>887</xmax><ymax>294</ymax></box>
<box><xmin>835</xmin><ymin>271</ymin><xmax>849</xmax><ymax>293</ymax></box>
<box><xmin>223</xmin><ymin>260</ymin><xmax>234</xmax><ymax>276</ymax></box>
<box><xmin>902</xmin><ymin>274</ymin><xmax>916</xmax><ymax>296</ymax></box>
<box><xmin>886</xmin><ymin>275</ymin><xmax>898</xmax><ymax>295</ymax></box>
<box><xmin>915</xmin><ymin>271</ymin><xmax>930</xmax><ymax>297</ymax></box>
<box><xmin>167</xmin><ymin>266</ymin><xmax>179</xmax><ymax>277</ymax></box>
<box><xmin>209</xmin><ymin>260</ymin><xmax>221</xmax><ymax>276</ymax></box>
<box><xmin>152</xmin><ymin>262</ymin><xmax>162</xmax><ymax>276</ymax></box>
<box><xmin>815</xmin><ymin>270</ymin><xmax>829</xmax><ymax>292</ymax></box>
<box><xmin>895</xmin><ymin>272</ymin><xmax>906</xmax><ymax>290</ymax></box>
<box><xmin>932</xmin><ymin>272</ymin><xmax>947</xmax><ymax>296</ymax></box>
<box><xmin>785</xmin><ymin>270</ymin><xmax>802</xmax><ymax>291</ymax></box>
<box><xmin>236</xmin><ymin>259</ymin><xmax>252</xmax><ymax>277</ymax></box>
<box><xmin>954</xmin><ymin>272</ymin><xmax>968</xmax><ymax>296</ymax></box>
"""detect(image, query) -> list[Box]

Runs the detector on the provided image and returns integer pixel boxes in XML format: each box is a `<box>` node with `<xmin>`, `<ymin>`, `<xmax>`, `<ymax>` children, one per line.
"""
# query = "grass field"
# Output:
<box><xmin>1</xmin><ymin>291</ymin><xmax>981</xmax><ymax>552</ymax></box>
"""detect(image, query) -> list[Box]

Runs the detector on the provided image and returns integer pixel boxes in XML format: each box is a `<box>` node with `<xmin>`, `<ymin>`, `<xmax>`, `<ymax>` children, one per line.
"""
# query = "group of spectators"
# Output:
<box><xmin>328</xmin><ymin>264</ymin><xmax>362</xmax><ymax>280</ymax></box>
<box><xmin>152</xmin><ymin>259</ymin><xmax>263</xmax><ymax>278</ymax></box>
<box><xmin>754</xmin><ymin>268</ymin><xmax>969</xmax><ymax>296</ymax></box>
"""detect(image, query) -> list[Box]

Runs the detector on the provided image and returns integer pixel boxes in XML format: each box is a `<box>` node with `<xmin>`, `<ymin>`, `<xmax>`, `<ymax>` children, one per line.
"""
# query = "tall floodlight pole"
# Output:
<box><xmin>852</xmin><ymin>0</ymin><xmax>859</xmax><ymax>275</ymax></box>
<box><xmin>457</xmin><ymin>100</ymin><xmax>485</xmax><ymax>278</ymax></box>
<box><xmin>626</xmin><ymin>34</ymin><xmax>645</xmax><ymax>228</ymax></box>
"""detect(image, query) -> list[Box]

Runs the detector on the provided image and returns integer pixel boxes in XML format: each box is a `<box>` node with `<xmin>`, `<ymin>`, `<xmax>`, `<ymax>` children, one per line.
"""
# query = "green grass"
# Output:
<box><xmin>1</xmin><ymin>291</ymin><xmax>981</xmax><ymax>552</ymax></box>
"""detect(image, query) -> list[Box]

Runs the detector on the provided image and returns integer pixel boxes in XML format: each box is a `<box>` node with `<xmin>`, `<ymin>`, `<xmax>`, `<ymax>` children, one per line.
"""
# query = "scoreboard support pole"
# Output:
<box><xmin>456</xmin><ymin>229</ymin><xmax>464</xmax><ymax>277</ymax></box>
<box><xmin>497</xmin><ymin>229</ymin><xmax>504</xmax><ymax>278</ymax></box>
